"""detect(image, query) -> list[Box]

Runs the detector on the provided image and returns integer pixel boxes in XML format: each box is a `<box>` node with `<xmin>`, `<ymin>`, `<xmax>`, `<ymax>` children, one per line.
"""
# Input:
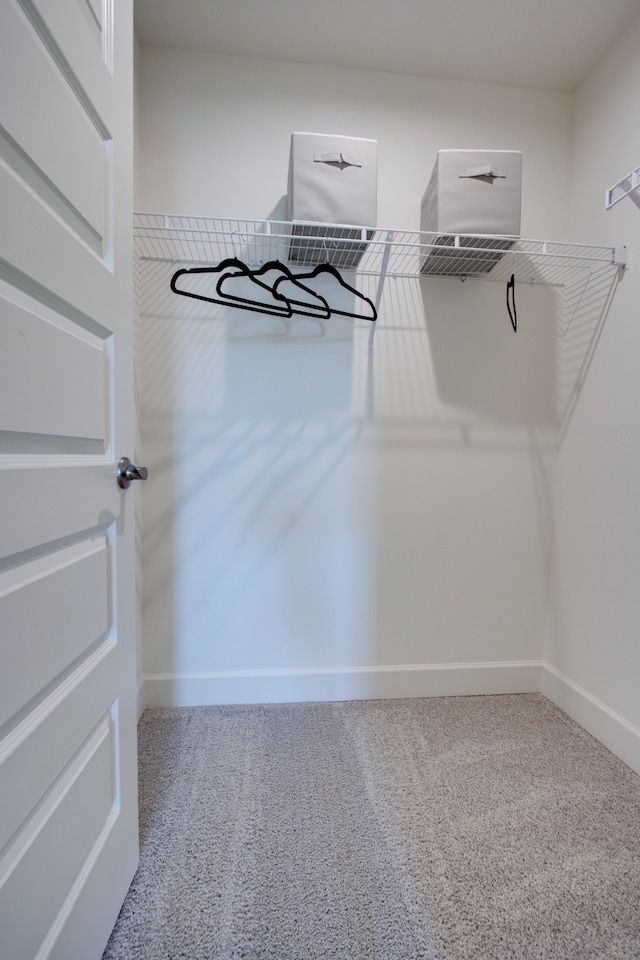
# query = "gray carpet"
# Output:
<box><xmin>103</xmin><ymin>694</ymin><xmax>640</xmax><ymax>959</ymax></box>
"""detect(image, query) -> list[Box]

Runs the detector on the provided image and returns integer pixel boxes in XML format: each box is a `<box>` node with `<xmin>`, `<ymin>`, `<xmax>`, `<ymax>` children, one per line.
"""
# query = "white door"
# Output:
<box><xmin>0</xmin><ymin>2</ymin><xmax>138</xmax><ymax>959</ymax></box>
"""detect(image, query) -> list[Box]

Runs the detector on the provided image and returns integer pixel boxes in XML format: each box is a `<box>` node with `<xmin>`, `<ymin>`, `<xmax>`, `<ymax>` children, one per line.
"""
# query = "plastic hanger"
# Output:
<box><xmin>171</xmin><ymin>258</ymin><xmax>292</xmax><ymax>316</ymax></box>
<box><xmin>171</xmin><ymin>258</ymin><xmax>376</xmax><ymax>323</ymax></box>
<box><xmin>215</xmin><ymin>260</ymin><xmax>331</xmax><ymax>318</ymax></box>
<box><xmin>273</xmin><ymin>262</ymin><xmax>377</xmax><ymax>323</ymax></box>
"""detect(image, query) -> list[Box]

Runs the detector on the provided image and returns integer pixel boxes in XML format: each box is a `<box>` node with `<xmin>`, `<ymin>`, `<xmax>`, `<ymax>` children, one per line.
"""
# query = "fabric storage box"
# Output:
<box><xmin>420</xmin><ymin>149</ymin><xmax>522</xmax><ymax>276</ymax></box>
<box><xmin>287</xmin><ymin>132</ymin><xmax>377</xmax><ymax>269</ymax></box>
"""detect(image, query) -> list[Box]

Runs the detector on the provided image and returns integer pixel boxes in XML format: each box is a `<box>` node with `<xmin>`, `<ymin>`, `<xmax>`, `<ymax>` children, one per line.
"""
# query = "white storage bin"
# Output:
<box><xmin>420</xmin><ymin>149</ymin><xmax>522</xmax><ymax>276</ymax></box>
<box><xmin>287</xmin><ymin>132</ymin><xmax>377</xmax><ymax>268</ymax></box>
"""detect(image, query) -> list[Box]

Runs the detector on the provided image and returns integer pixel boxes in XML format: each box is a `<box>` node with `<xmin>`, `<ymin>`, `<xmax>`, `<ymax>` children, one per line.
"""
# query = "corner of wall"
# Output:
<box><xmin>546</xmin><ymin>12</ymin><xmax>640</xmax><ymax>745</ymax></box>
<box><xmin>541</xmin><ymin>662</ymin><xmax>640</xmax><ymax>777</ymax></box>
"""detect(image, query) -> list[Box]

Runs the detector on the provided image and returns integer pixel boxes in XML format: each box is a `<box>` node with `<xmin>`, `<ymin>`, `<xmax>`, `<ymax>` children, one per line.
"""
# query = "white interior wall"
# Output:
<box><xmin>543</xmin><ymin>15</ymin><xmax>640</xmax><ymax>772</ymax></box>
<box><xmin>137</xmin><ymin>50</ymin><xmax>572</xmax><ymax>235</ymax></box>
<box><xmin>136</xmin><ymin>47</ymin><xmax>573</xmax><ymax>706</ymax></box>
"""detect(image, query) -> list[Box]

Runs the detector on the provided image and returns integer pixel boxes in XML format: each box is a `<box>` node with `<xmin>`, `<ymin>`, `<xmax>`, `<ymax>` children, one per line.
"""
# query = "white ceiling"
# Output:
<box><xmin>134</xmin><ymin>0</ymin><xmax>640</xmax><ymax>93</ymax></box>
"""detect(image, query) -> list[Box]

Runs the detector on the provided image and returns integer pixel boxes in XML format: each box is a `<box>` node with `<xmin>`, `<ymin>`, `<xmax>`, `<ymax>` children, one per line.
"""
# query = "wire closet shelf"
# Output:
<box><xmin>134</xmin><ymin>213</ymin><xmax>625</xmax><ymax>282</ymax></box>
<box><xmin>134</xmin><ymin>213</ymin><xmax>627</xmax><ymax>348</ymax></box>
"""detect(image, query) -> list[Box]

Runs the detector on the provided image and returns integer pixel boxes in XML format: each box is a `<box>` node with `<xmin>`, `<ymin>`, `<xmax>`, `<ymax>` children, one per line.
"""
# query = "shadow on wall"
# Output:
<box><xmin>137</xmin><ymin>249</ymin><xmax>623</xmax><ymax>692</ymax></box>
<box><xmin>138</xmin><ymin>257</ymin><xmax>375</xmax><ymax>679</ymax></box>
<box><xmin>363</xmin><ymin>263</ymin><xmax>623</xmax><ymax>669</ymax></box>
<box><xmin>419</xmin><ymin>262</ymin><xmax>624</xmax><ymax>435</ymax></box>
<box><xmin>223</xmin><ymin>310</ymin><xmax>354</xmax><ymax>419</ymax></box>
<box><xmin>360</xmin><ymin>273</ymin><xmax>560</xmax><ymax>668</ymax></box>
<box><xmin>556</xmin><ymin>263</ymin><xmax>625</xmax><ymax>441</ymax></box>
<box><xmin>421</xmin><ymin>275</ymin><xmax>558</xmax><ymax>427</ymax></box>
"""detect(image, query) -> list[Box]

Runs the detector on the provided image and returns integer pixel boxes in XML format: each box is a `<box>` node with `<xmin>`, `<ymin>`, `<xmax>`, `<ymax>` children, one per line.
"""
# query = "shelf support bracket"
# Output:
<box><xmin>368</xmin><ymin>230</ymin><xmax>395</xmax><ymax>353</ymax></box>
<box><xmin>605</xmin><ymin>166</ymin><xmax>640</xmax><ymax>210</ymax></box>
<box><xmin>614</xmin><ymin>246</ymin><xmax>628</xmax><ymax>269</ymax></box>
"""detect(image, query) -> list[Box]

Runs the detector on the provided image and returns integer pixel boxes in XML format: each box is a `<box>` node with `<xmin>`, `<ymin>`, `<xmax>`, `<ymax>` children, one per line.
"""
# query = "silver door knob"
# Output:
<box><xmin>117</xmin><ymin>456</ymin><xmax>148</xmax><ymax>489</ymax></box>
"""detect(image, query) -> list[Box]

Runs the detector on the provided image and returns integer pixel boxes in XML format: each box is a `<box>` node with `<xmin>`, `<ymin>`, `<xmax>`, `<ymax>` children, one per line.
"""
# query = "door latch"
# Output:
<box><xmin>117</xmin><ymin>457</ymin><xmax>148</xmax><ymax>489</ymax></box>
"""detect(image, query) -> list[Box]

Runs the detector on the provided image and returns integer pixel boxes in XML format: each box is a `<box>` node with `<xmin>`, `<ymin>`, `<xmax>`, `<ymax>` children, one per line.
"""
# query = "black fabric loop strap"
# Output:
<box><xmin>507</xmin><ymin>273</ymin><xmax>517</xmax><ymax>332</ymax></box>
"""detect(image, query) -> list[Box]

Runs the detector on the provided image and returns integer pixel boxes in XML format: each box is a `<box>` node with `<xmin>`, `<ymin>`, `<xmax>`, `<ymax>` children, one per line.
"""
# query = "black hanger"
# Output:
<box><xmin>507</xmin><ymin>273</ymin><xmax>517</xmax><ymax>332</ymax></box>
<box><xmin>273</xmin><ymin>262</ymin><xmax>377</xmax><ymax>323</ymax></box>
<box><xmin>215</xmin><ymin>260</ymin><xmax>331</xmax><ymax>319</ymax></box>
<box><xmin>171</xmin><ymin>258</ymin><xmax>292</xmax><ymax>317</ymax></box>
<box><xmin>170</xmin><ymin>258</ymin><xmax>376</xmax><ymax>323</ymax></box>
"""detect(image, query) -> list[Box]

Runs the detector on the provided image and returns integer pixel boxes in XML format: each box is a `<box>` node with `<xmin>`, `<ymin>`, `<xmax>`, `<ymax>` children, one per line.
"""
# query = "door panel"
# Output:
<box><xmin>0</xmin><ymin>164</ymin><xmax>113</xmax><ymax>317</ymax></box>
<box><xmin>0</xmin><ymin>538</ymin><xmax>109</xmax><ymax>727</ymax></box>
<box><xmin>0</xmin><ymin>712</ymin><xmax>117</xmax><ymax>960</ymax></box>
<box><xmin>0</xmin><ymin>1</ymin><xmax>107</xmax><ymax>237</ymax></box>
<box><xmin>0</xmin><ymin>0</ymin><xmax>137</xmax><ymax>957</ymax></box>
<box><xmin>28</xmin><ymin>0</ymin><xmax>112</xmax><ymax>76</ymax></box>
<box><xmin>0</xmin><ymin>649</ymin><xmax>120</xmax><ymax>856</ymax></box>
<box><xmin>0</xmin><ymin>466</ymin><xmax>119</xmax><ymax>558</ymax></box>
<box><xmin>0</xmin><ymin>295</ymin><xmax>106</xmax><ymax>440</ymax></box>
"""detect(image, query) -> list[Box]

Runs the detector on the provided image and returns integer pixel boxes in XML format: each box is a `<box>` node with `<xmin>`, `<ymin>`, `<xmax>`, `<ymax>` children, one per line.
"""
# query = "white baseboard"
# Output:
<box><xmin>136</xmin><ymin>675</ymin><xmax>146</xmax><ymax>721</ymax></box>
<box><xmin>541</xmin><ymin>662</ymin><xmax>640</xmax><ymax>777</ymax></box>
<box><xmin>141</xmin><ymin>660</ymin><xmax>542</xmax><ymax>710</ymax></box>
<box><xmin>138</xmin><ymin>661</ymin><xmax>640</xmax><ymax>776</ymax></box>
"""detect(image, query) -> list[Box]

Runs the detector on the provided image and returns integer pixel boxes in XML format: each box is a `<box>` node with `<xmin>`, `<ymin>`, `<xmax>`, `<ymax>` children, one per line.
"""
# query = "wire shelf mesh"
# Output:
<box><xmin>134</xmin><ymin>213</ymin><xmax>623</xmax><ymax>291</ymax></box>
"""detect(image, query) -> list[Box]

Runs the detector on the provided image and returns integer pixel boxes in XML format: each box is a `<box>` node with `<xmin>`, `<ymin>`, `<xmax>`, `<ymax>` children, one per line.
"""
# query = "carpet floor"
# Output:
<box><xmin>103</xmin><ymin>694</ymin><xmax>640</xmax><ymax>959</ymax></box>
